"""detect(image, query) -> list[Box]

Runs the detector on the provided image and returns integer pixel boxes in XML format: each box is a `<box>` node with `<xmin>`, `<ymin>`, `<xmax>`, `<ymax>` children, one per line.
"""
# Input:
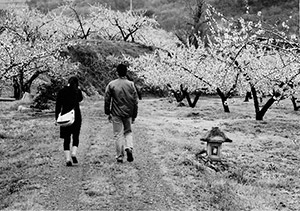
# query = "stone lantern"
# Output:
<box><xmin>200</xmin><ymin>127</ymin><xmax>232</xmax><ymax>161</ymax></box>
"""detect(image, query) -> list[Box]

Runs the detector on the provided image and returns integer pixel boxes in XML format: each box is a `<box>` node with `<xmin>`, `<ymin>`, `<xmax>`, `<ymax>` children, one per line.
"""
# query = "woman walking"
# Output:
<box><xmin>55</xmin><ymin>76</ymin><xmax>83</xmax><ymax>166</ymax></box>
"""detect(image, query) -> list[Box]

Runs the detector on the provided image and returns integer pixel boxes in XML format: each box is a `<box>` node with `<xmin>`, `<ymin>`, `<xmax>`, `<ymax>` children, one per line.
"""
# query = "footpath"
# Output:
<box><xmin>35</xmin><ymin>99</ymin><xmax>191</xmax><ymax>211</ymax></box>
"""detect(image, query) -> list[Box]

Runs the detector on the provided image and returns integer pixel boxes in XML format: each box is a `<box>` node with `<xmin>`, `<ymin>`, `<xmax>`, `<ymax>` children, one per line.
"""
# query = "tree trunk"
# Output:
<box><xmin>251</xmin><ymin>85</ymin><xmax>260</xmax><ymax>115</ymax></box>
<box><xmin>217</xmin><ymin>88</ymin><xmax>230</xmax><ymax>113</ymax></box>
<box><xmin>13</xmin><ymin>77</ymin><xmax>22</xmax><ymax>99</ymax></box>
<box><xmin>13</xmin><ymin>83</ymin><xmax>21</xmax><ymax>99</ymax></box>
<box><xmin>171</xmin><ymin>90</ymin><xmax>185</xmax><ymax>102</ymax></box>
<box><xmin>291</xmin><ymin>96</ymin><xmax>300</xmax><ymax>111</ymax></box>
<box><xmin>181</xmin><ymin>86</ymin><xmax>201</xmax><ymax>108</ymax></box>
<box><xmin>12</xmin><ymin>69</ymin><xmax>35</xmax><ymax>100</ymax></box>
<box><xmin>23</xmin><ymin>82</ymin><xmax>31</xmax><ymax>93</ymax></box>
<box><xmin>167</xmin><ymin>84</ymin><xmax>185</xmax><ymax>103</ymax></box>
<box><xmin>244</xmin><ymin>91</ymin><xmax>252</xmax><ymax>102</ymax></box>
<box><xmin>251</xmin><ymin>85</ymin><xmax>275</xmax><ymax>120</ymax></box>
<box><xmin>183</xmin><ymin>92</ymin><xmax>201</xmax><ymax>108</ymax></box>
<box><xmin>255</xmin><ymin>97</ymin><xmax>276</xmax><ymax>120</ymax></box>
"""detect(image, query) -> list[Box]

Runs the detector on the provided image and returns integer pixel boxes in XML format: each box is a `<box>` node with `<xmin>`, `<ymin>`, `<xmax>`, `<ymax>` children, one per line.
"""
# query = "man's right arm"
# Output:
<box><xmin>104</xmin><ymin>84</ymin><xmax>111</xmax><ymax>116</ymax></box>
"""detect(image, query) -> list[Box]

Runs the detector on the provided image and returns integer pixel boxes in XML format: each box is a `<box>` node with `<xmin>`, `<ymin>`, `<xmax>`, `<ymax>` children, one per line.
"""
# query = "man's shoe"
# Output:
<box><xmin>71</xmin><ymin>156</ymin><xmax>78</xmax><ymax>164</ymax></box>
<box><xmin>116</xmin><ymin>158</ymin><xmax>123</xmax><ymax>163</ymax></box>
<box><xmin>125</xmin><ymin>148</ymin><xmax>134</xmax><ymax>162</ymax></box>
<box><xmin>66</xmin><ymin>161</ymin><xmax>72</xmax><ymax>166</ymax></box>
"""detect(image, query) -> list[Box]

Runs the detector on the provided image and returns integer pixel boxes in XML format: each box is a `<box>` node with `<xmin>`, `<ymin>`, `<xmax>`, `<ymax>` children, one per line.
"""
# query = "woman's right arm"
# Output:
<box><xmin>78</xmin><ymin>89</ymin><xmax>83</xmax><ymax>103</ymax></box>
<box><xmin>55</xmin><ymin>91</ymin><xmax>62</xmax><ymax>120</ymax></box>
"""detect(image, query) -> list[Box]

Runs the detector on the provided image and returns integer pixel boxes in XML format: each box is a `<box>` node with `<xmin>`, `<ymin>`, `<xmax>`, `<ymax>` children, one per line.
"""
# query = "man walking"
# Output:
<box><xmin>105</xmin><ymin>63</ymin><xmax>138</xmax><ymax>163</ymax></box>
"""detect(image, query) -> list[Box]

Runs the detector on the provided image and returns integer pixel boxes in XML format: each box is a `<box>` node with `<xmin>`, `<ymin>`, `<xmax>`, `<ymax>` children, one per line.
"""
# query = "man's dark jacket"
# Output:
<box><xmin>105</xmin><ymin>78</ymin><xmax>138</xmax><ymax>118</ymax></box>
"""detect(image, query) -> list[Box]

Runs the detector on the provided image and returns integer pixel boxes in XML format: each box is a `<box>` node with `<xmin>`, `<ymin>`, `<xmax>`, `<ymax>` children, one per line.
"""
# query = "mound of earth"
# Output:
<box><xmin>63</xmin><ymin>39</ymin><xmax>155</xmax><ymax>96</ymax></box>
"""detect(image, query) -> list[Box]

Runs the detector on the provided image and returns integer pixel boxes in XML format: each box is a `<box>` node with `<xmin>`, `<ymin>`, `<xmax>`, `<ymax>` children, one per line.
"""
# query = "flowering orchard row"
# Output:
<box><xmin>0</xmin><ymin>3</ymin><xmax>169</xmax><ymax>99</ymax></box>
<box><xmin>128</xmin><ymin>5</ymin><xmax>300</xmax><ymax>120</ymax></box>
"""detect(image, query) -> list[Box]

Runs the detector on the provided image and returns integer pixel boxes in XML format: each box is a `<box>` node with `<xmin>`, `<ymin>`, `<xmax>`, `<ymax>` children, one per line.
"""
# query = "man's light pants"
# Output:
<box><xmin>112</xmin><ymin>116</ymin><xmax>133</xmax><ymax>159</ymax></box>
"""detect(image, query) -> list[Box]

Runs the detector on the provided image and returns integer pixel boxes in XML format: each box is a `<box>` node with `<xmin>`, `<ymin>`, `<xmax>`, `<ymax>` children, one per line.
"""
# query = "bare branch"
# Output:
<box><xmin>70</xmin><ymin>7</ymin><xmax>89</xmax><ymax>39</ymax></box>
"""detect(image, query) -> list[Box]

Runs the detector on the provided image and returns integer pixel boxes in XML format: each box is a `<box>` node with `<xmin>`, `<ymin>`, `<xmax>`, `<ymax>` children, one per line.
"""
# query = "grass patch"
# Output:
<box><xmin>0</xmin><ymin>109</ymin><xmax>58</xmax><ymax>209</ymax></box>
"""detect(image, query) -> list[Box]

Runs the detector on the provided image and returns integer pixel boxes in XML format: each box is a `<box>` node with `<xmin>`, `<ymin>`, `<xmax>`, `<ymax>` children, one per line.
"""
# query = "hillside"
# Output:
<box><xmin>64</xmin><ymin>39</ymin><xmax>154</xmax><ymax>96</ymax></box>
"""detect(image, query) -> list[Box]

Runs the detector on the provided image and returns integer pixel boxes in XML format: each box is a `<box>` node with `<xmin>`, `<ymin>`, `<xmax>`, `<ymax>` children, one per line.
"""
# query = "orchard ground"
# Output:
<box><xmin>0</xmin><ymin>95</ymin><xmax>300</xmax><ymax>211</ymax></box>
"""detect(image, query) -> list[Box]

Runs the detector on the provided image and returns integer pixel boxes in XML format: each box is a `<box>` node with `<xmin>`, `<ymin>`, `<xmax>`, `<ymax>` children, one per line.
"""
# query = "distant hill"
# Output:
<box><xmin>0</xmin><ymin>0</ymin><xmax>299</xmax><ymax>32</ymax></box>
<box><xmin>0</xmin><ymin>0</ymin><xmax>26</xmax><ymax>3</ymax></box>
<box><xmin>1</xmin><ymin>0</ymin><xmax>298</xmax><ymax>36</ymax></box>
<box><xmin>19</xmin><ymin>0</ymin><xmax>299</xmax><ymax>35</ymax></box>
<box><xmin>0</xmin><ymin>0</ymin><xmax>26</xmax><ymax>9</ymax></box>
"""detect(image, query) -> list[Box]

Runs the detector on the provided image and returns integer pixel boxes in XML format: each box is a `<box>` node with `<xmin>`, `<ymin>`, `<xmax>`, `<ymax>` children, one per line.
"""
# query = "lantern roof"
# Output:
<box><xmin>200</xmin><ymin>127</ymin><xmax>232</xmax><ymax>143</ymax></box>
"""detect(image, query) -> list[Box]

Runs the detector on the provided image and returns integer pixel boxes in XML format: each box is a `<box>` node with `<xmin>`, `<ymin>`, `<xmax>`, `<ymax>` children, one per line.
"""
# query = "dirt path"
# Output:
<box><xmin>33</xmin><ymin>99</ymin><xmax>191</xmax><ymax>211</ymax></box>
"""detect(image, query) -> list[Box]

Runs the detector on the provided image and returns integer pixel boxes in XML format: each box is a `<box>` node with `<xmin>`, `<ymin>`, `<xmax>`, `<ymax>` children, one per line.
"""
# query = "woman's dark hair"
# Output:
<box><xmin>116</xmin><ymin>64</ymin><xmax>127</xmax><ymax>77</ymax></box>
<box><xmin>68</xmin><ymin>76</ymin><xmax>79</xmax><ymax>88</ymax></box>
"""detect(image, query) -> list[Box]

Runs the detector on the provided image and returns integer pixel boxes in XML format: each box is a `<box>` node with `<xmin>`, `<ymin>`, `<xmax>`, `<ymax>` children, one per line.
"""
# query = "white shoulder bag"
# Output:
<box><xmin>56</xmin><ymin>109</ymin><xmax>75</xmax><ymax>127</ymax></box>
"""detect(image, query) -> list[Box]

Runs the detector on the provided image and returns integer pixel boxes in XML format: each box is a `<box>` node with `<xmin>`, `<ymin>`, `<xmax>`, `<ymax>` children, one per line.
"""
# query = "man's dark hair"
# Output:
<box><xmin>116</xmin><ymin>64</ymin><xmax>127</xmax><ymax>77</ymax></box>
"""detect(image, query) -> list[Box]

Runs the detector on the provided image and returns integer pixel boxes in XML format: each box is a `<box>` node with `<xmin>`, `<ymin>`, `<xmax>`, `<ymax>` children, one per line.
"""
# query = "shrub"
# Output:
<box><xmin>32</xmin><ymin>78</ymin><xmax>65</xmax><ymax>110</ymax></box>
